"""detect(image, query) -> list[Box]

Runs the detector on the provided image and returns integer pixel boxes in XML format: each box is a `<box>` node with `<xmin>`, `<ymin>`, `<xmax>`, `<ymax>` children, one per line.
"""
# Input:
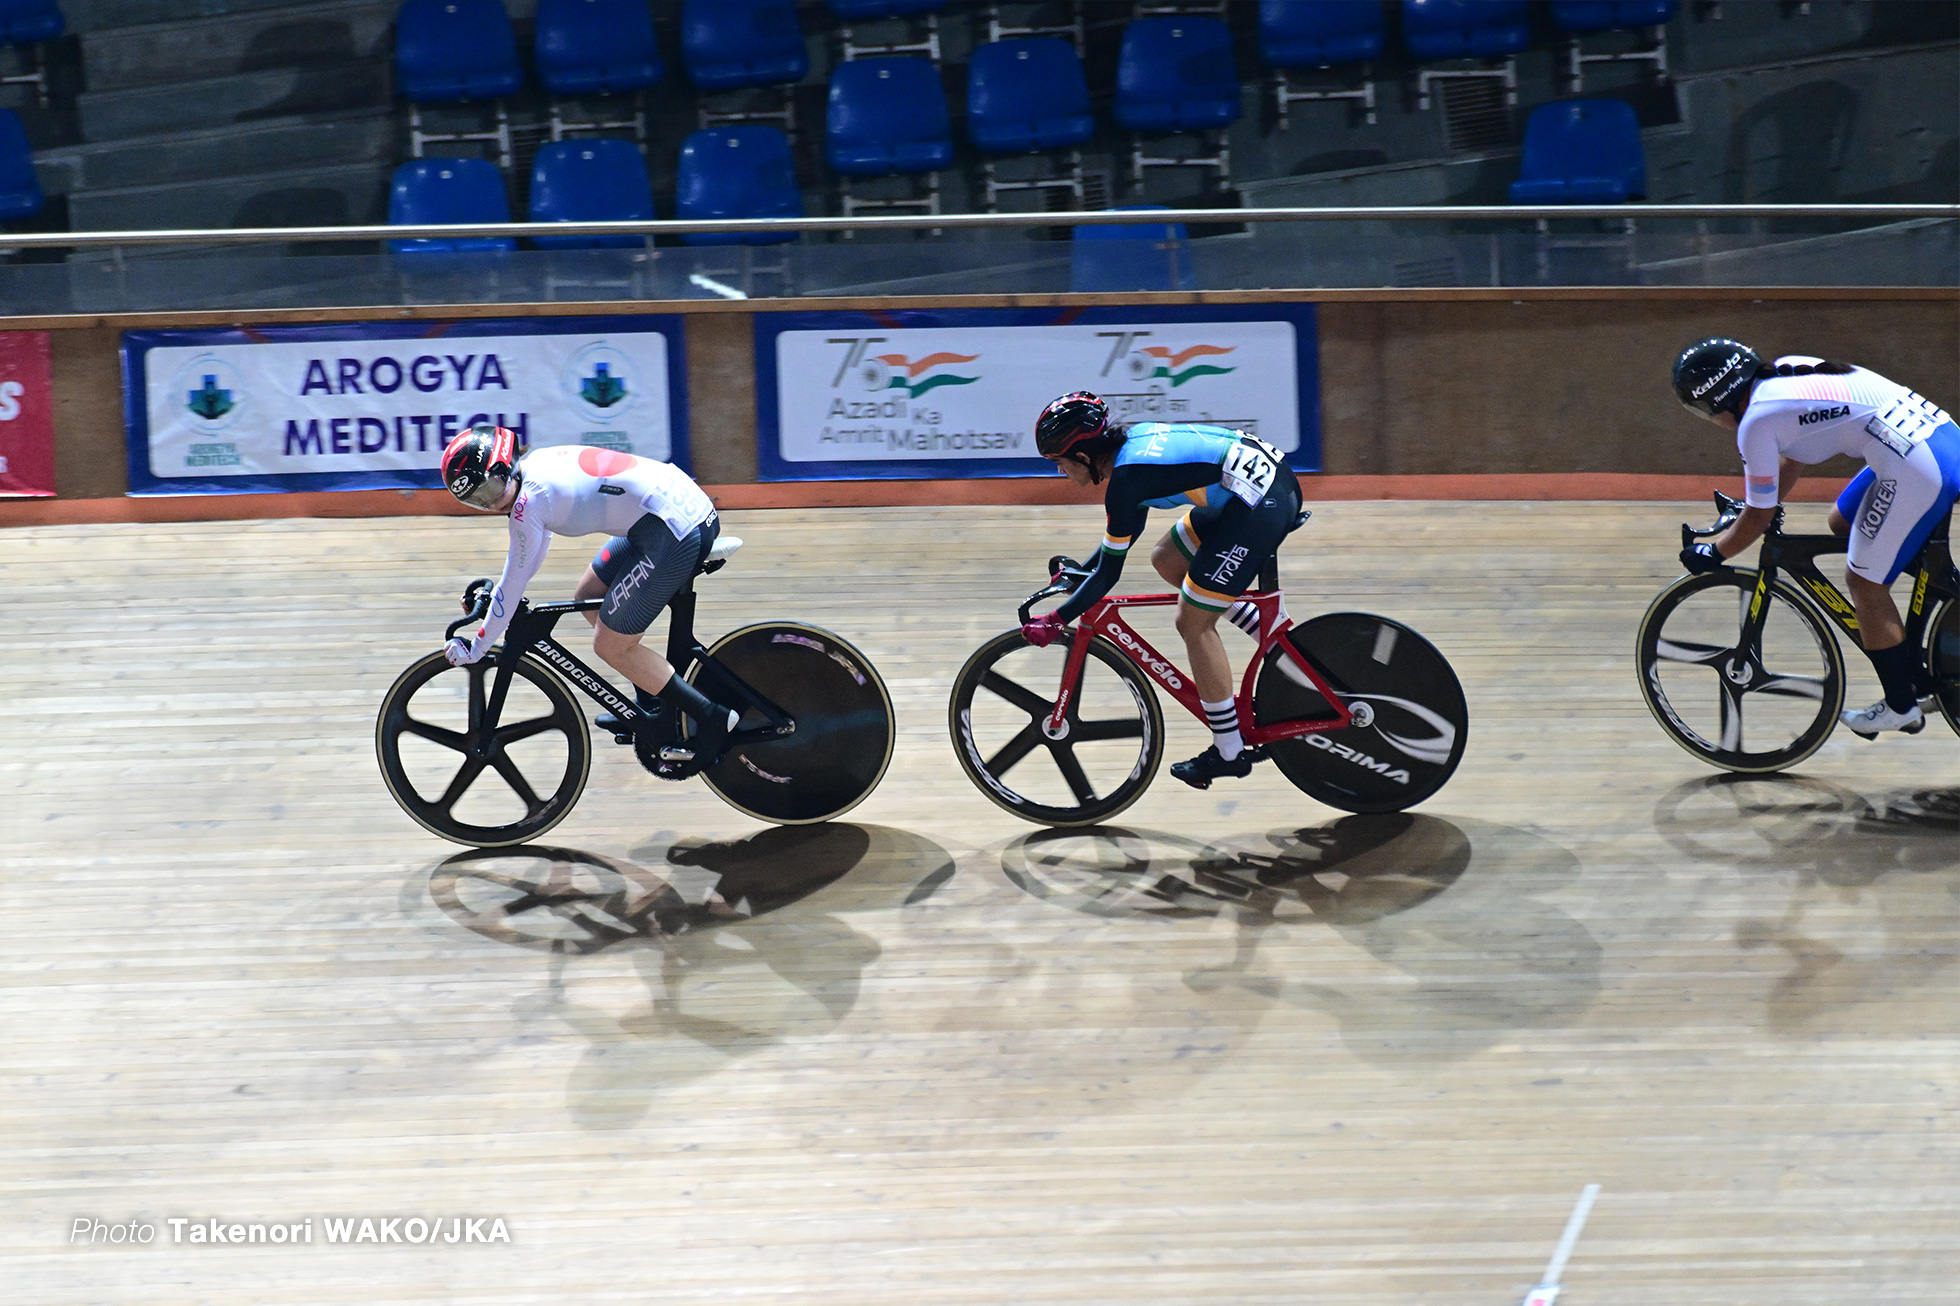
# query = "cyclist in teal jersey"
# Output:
<box><xmin>1023</xmin><ymin>391</ymin><xmax>1305</xmax><ymax>787</ymax></box>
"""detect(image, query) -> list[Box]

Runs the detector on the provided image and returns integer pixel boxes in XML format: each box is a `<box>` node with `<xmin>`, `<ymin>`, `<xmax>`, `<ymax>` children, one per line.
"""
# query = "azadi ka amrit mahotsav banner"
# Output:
<box><xmin>755</xmin><ymin>304</ymin><xmax>1318</xmax><ymax>480</ymax></box>
<box><xmin>122</xmin><ymin>316</ymin><xmax>688</xmax><ymax>495</ymax></box>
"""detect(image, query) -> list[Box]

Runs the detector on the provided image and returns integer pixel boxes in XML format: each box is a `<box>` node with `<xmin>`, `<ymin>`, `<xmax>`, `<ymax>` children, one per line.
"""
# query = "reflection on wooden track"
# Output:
<box><xmin>4</xmin><ymin>503</ymin><xmax>1959</xmax><ymax>1305</ymax></box>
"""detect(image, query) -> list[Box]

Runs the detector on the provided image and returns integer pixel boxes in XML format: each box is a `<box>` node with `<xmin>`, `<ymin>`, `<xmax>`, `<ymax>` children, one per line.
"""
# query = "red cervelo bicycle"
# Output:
<box><xmin>949</xmin><ymin>555</ymin><xmax>1469</xmax><ymax>826</ymax></box>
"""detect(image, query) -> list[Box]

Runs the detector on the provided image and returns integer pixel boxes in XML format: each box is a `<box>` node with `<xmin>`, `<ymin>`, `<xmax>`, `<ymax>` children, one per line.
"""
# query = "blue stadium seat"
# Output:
<box><xmin>387</xmin><ymin>158</ymin><xmax>516</xmax><ymax>254</ymax></box>
<box><xmin>1114</xmin><ymin>17</ymin><xmax>1241</xmax><ymax>134</ymax></box>
<box><xmin>528</xmin><ymin>139</ymin><xmax>652</xmax><ymax>249</ymax></box>
<box><xmin>394</xmin><ymin>0</ymin><xmax>524</xmax><ymax>103</ymax></box>
<box><xmin>0</xmin><ymin>0</ymin><xmax>63</xmax><ymax>46</ymax></box>
<box><xmin>0</xmin><ymin>108</ymin><xmax>42</xmax><ymax>221</ymax></box>
<box><xmin>1400</xmin><ymin>0</ymin><xmax>1531</xmax><ymax>60</ymax></box>
<box><xmin>682</xmin><ymin>0</ymin><xmax>809</xmax><ymax>91</ymax></box>
<box><xmin>966</xmin><ymin>39</ymin><xmax>1093</xmax><ymax>154</ymax></box>
<box><xmin>1551</xmin><ymin>1</ymin><xmax>1678</xmax><ymax>33</ymax></box>
<box><xmin>676</xmin><ymin>126</ymin><xmax>802</xmax><ymax>246</ymax></box>
<box><xmin>1259</xmin><ymin>0</ymin><xmax>1385</xmax><ymax>68</ymax></box>
<box><xmin>826</xmin><ymin>0</ymin><xmax>942</xmax><ymax>17</ymax></box>
<box><xmin>1508</xmin><ymin>98</ymin><xmax>1645</xmax><ymax>203</ymax></box>
<box><xmin>826</xmin><ymin>57</ymin><xmax>952</xmax><ymax>175</ymax></box>
<box><xmin>534</xmin><ymin>0</ymin><xmax>663</xmax><ymax>98</ymax></box>
<box><xmin>1071</xmin><ymin>208</ymin><xmax>1192</xmax><ymax>293</ymax></box>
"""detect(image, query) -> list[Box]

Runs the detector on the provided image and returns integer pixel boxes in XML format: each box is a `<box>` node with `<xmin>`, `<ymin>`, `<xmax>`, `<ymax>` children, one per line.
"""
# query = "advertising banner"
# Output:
<box><xmin>0</xmin><ymin>330</ymin><xmax>55</xmax><ymax>498</ymax></box>
<box><xmin>123</xmin><ymin>316</ymin><xmax>687</xmax><ymax>496</ymax></box>
<box><xmin>755</xmin><ymin>305</ymin><xmax>1317</xmax><ymax>481</ymax></box>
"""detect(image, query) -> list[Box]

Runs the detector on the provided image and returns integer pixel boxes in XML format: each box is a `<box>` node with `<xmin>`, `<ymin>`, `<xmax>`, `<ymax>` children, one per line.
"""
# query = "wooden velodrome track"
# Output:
<box><xmin>5</xmin><ymin>500</ymin><xmax>1958</xmax><ymax>1305</ymax></box>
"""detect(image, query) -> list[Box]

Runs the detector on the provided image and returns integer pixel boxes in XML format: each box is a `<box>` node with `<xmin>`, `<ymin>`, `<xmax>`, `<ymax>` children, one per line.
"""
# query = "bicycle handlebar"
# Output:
<box><xmin>445</xmin><ymin>577</ymin><xmax>493</xmax><ymax>641</ymax></box>
<box><xmin>1681</xmin><ymin>491</ymin><xmax>1746</xmax><ymax>550</ymax></box>
<box><xmin>1017</xmin><ymin>557</ymin><xmax>1094</xmax><ymax>626</ymax></box>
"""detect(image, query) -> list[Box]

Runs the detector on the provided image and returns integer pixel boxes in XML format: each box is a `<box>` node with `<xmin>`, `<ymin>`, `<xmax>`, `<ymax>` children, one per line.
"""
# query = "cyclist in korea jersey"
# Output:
<box><xmin>1672</xmin><ymin>338</ymin><xmax>1960</xmax><ymax>738</ymax></box>
<box><xmin>437</xmin><ymin>424</ymin><xmax>741</xmax><ymax>769</ymax></box>
<box><xmin>1023</xmin><ymin>391</ymin><xmax>1304</xmax><ymax>788</ymax></box>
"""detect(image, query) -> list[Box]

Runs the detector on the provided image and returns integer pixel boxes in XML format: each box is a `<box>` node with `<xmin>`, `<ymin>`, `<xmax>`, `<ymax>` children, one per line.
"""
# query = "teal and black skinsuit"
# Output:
<box><xmin>1053</xmin><ymin>422</ymin><xmax>1303</xmax><ymax>624</ymax></box>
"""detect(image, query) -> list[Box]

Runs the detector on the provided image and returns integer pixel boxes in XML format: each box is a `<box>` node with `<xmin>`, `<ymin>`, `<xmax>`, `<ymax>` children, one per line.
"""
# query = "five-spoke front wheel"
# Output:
<box><xmin>1635</xmin><ymin>570</ymin><xmax>1845</xmax><ymax>772</ymax></box>
<box><xmin>376</xmin><ymin>651</ymin><xmax>592</xmax><ymax>846</ymax></box>
<box><xmin>948</xmin><ymin>629</ymin><xmax>1164</xmax><ymax>826</ymax></box>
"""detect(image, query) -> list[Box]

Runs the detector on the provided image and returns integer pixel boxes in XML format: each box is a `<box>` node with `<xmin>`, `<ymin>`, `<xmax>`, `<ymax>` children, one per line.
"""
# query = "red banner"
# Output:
<box><xmin>0</xmin><ymin>330</ymin><xmax>53</xmax><ymax>497</ymax></box>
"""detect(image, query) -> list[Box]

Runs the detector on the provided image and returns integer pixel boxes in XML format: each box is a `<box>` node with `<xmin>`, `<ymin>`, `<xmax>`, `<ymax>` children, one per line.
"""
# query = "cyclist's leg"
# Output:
<box><xmin>1828</xmin><ymin>466</ymin><xmax>1873</xmax><ymax>537</ymax></box>
<box><xmin>592</xmin><ymin>514</ymin><xmax>723</xmax><ymax>730</ymax></box>
<box><xmin>1169</xmin><ymin>489</ymin><xmax>1298</xmax><ymax>782</ymax></box>
<box><xmin>1151</xmin><ymin>510</ymin><xmax>1199</xmax><ymax>586</ymax></box>
<box><xmin>578</xmin><ymin>536</ymin><xmax>632</xmax><ymax>627</ymax></box>
<box><xmin>1843</xmin><ymin>429</ymin><xmax>1960</xmax><ymax>725</ymax></box>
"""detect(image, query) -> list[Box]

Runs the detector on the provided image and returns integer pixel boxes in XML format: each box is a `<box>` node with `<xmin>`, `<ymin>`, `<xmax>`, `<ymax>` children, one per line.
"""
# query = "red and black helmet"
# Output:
<box><xmin>1035</xmin><ymin>391</ymin><xmax>1115</xmax><ymax>462</ymax></box>
<box><xmin>440</xmin><ymin>423</ymin><xmax>520</xmax><ymax>508</ymax></box>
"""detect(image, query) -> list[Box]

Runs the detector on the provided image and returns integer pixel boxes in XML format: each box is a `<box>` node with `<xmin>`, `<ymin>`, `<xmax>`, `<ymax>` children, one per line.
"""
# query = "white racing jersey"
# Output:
<box><xmin>1738</xmin><ymin>356</ymin><xmax>1956</xmax><ymax>508</ymax></box>
<box><xmin>464</xmin><ymin>445</ymin><xmax>714</xmax><ymax>656</ymax></box>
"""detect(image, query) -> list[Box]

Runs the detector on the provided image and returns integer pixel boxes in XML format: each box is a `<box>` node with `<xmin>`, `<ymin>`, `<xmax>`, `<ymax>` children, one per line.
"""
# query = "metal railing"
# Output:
<box><xmin>5</xmin><ymin>203</ymin><xmax>1956</xmax><ymax>251</ymax></box>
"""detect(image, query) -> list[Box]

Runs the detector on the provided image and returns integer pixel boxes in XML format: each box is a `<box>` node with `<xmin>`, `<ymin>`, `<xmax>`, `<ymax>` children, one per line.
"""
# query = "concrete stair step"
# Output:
<box><xmin>77</xmin><ymin>57</ymin><xmax>391</xmax><ymax>141</ymax></box>
<box><xmin>36</xmin><ymin>108</ymin><xmax>396</xmax><ymax>195</ymax></box>
<box><xmin>64</xmin><ymin>158</ymin><xmax>394</xmax><ymax>231</ymax></box>
<box><xmin>80</xmin><ymin>0</ymin><xmax>396</xmax><ymax>93</ymax></box>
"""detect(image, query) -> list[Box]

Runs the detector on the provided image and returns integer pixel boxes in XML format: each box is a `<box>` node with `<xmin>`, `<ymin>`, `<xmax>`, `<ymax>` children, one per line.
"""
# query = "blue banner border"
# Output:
<box><xmin>123</xmin><ymin>314</ymin><xmax>691</xmax><ymax>496</ymax></box>
<box><xmin>753</xmin><ymin>303</ymin><xmax>1320</xmax><ymax>482</ymax></box>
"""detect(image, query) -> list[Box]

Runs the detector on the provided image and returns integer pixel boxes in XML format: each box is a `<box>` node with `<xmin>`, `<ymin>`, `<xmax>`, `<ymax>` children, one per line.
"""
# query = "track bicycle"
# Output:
<box><xmin>1635</xmin><ymin>491</ymin><xmax>1960</xmax><ymax>773</ymax></box>
<box><xmin>948</xmin><ymin>556</ymin><xmax>1469</xmax><ymax>826</ymax></box>
<box><xmin>377</xmin><ymin>536</ymin><xmax>896</xmax><ymax>847</ymax></box>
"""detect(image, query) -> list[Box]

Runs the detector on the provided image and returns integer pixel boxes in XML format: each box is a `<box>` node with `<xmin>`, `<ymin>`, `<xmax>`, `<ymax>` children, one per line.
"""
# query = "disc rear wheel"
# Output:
<box><xmin>692</xmin><ymin>622</ymin><xmax>895</xmax><ymax>824</ymax></box>
<box><xmin>1253</xmin><ymin>613</ymin><xmax>1467</xmax><ymax>814</ymax></box>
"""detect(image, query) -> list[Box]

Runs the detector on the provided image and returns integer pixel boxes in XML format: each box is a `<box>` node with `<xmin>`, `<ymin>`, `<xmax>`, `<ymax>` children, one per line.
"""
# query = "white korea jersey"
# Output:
<box><xmin>465</xmin><ymin>446</ymin><xmax>714</xmax><ymax>657</ymax></box>
<box><xmin>1737</xmin><ymin>356</ymin><xmax>1956</xmax><ymax>508</ymax></box>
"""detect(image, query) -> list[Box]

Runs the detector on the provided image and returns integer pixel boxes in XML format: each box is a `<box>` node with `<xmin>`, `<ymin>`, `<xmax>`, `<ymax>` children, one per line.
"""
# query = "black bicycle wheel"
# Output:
<box><xmin>948</xmin><ymin>628</ymin><xmax>1164</xmax><ymax>827</ymax></box>
<box><xmin>376</xmin><ymin>650</ymin><xmax>592</xmax><ymax>847</ymax></box>
<box><xmin>1253</xmin><ymin>613</ymin><xmax>1468</xmax><ymax>814</ymax></box>
<box><xmin>1635</xmin><ymin>570</ymin><xmax>1845</xmax><ymax>773</ymax></box>
<box><xmin>1924</xmin><ymin>597</ymin><xmax>1960</xmax><ymax>738</ymax></box>
<box><xmin>692</xmin><ymin>622</ymin><xmax>895</xmax><ymax>824</ymax></box>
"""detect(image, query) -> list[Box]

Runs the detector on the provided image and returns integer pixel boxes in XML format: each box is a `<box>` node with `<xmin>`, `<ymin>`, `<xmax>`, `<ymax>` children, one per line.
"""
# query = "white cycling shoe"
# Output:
<box><xmin>1840</xmin><ymin>699</ymin><xmax>1926</xmax><ymax>739</ymax></box>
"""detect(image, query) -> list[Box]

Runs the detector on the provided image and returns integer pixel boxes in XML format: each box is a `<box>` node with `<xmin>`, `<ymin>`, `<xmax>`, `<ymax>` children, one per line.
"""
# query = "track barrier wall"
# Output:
<box><xmin>0</xmin><ymin>287</ymin><xmax>1954</xmax><ymax>523</ymax></box>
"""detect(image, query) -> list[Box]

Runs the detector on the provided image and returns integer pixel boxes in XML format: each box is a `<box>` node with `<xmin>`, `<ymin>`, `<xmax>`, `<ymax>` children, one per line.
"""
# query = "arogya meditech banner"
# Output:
<box><xmin>754</xmin><ymin>304</ymin><xmax>1318</xmax><ymax>481</ymax></box>
<box><xmin>122</xmin><ymin>315</ymin><xmax>687</xmax><ymax>495</ymax></box>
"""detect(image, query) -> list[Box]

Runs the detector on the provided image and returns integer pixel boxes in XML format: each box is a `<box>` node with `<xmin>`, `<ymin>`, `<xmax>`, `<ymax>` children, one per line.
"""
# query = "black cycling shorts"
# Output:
<box><xmin>589</xmin><ymin>510</ymin><xmax>718</xmax><ymax>635</ymax></box>
<box><xmin>1170</xmin><ymin>472</ymin><xmax>1302</xmax><ymax>612</ymax></box>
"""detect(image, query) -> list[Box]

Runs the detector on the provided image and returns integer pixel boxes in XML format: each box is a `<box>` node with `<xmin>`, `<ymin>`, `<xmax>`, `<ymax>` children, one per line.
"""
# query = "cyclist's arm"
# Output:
<box><xmin>466</xmin><ymin>507</ymin><xmax>550</xmax><ymax>657</ymax></box>
<box><xmin>1053</xmin><ymin>484</ymin><xmax>1150</xmax><ymax>623</ymax></box>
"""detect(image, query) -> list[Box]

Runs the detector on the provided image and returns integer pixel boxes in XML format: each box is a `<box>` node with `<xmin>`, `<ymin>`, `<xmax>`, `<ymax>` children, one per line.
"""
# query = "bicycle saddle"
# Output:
<box><xmin>699</xmin><ymin>535</ymin><xmax>744</xmax><ymax>576</ymax></box>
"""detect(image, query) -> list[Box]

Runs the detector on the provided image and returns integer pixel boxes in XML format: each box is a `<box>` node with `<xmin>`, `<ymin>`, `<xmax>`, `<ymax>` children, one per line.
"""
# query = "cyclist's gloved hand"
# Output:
<box><xmin>1680</xmin><ymin>542</ymin><xmax>1725</xmax><ymax>574</ymax></box>
<box><xmin>1021</xmin><ymin>613</ymin><xmax>1067</xmax><ymax>648</ymax></box>
<box><xmin>443</xmin><ymin>636</ymin><xmax>479</xmax><ymax>666</ymax></box>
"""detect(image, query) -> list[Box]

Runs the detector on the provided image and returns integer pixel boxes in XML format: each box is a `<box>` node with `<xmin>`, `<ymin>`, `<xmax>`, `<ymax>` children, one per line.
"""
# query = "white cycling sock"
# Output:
<box><xmin>1202</xmin><ymin>697</ymin><xmax>1243</xmax><ymax>761</ymax></box>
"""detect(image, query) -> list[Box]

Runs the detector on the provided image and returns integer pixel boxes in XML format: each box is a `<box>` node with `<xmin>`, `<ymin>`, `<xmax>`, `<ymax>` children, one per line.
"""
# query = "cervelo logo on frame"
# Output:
<box><xmin>1104</xmin><ymin>620</ymin><xmax>1184</xmax><ymax>691</ymax></box>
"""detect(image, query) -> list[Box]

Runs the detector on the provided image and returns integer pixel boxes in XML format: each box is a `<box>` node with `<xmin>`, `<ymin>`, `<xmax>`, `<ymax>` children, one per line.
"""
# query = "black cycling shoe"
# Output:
<box><xmin>598</xmin><ymin>693</ymin><xmax>662</xmax><ymax>737</ymax></box>
<box><xmin>1169</xmin><ymin>744</ymin><xmax>1262</xmax><ymax>790</ymax></box>
<box><xmin>658</xmin><ymin>706</ymin><xmax>739</xmax><ymax>775</ymax></box>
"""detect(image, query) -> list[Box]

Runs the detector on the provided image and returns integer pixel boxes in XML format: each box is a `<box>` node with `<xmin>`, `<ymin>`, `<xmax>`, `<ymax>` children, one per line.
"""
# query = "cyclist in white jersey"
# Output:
<box><xmin>1672</xmin><ymin>338</ymin><xmax>1960</xmax><ymax>737</ymax></box>
<box><xmin>436</xmin><ymin>424</ymin><xmax>740</xmax><ymax>767</ymax></box>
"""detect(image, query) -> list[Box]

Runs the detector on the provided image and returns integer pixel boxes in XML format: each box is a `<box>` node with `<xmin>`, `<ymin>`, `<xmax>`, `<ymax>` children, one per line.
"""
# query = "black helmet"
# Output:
<box><xmin>1036</xmin><ymin>391</ymin><xmax>1115</xmax><ymax>461</ymax></box>
<box><xmin>1672</xmin><ymin>338</ymin><xmax>1763</xmax><ymax>419</ymax></box>
<box><xmin>440</xmin><ymin>422</ymin><xmax>520</xmax><ymax>508</ymax></box>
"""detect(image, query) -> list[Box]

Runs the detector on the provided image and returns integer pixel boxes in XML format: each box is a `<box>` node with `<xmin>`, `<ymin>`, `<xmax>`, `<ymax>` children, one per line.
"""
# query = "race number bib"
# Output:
<box><xmin>1866</xmin><ymin>390</ymin><xmax>1954</xmax><ymax>458</ymax></box>
<box><xmin>1220</xmin><ymin>435</ymin><xmax>1283</xmax><ymax>507</ymax></box>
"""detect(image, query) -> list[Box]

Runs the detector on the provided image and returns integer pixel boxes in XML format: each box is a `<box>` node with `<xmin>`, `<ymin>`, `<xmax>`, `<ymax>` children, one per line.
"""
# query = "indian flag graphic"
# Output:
<box><xmin>1124</xmin><ymin>344</ymin><xmax>1236</xmax><ymax>387</ymax></box>
<box><xmin>854</xmin><ymin>351</ymin><xmax>982</xmax><ymax>398</ymax></box>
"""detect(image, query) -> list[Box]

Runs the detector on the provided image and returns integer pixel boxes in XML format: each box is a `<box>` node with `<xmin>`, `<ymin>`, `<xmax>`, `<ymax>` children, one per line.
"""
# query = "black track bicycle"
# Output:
<box><xmin>376</xmin><ymin>537</ymin><xmax>896</xmax><ymax>847</ymax></box>
<box><xmin>1636</xmin><ymin>491</ymin><xmax>1960</xmax><ymax>772</ymax></box>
